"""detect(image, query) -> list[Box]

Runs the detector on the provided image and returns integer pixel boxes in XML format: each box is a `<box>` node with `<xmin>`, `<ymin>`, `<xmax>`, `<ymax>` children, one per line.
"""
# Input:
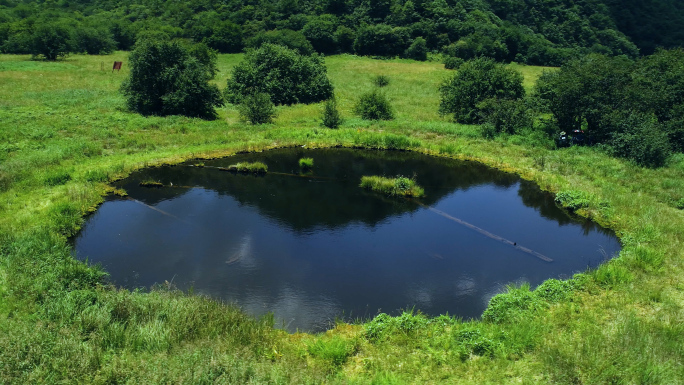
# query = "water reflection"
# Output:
<box><xmin>74</xmin><ymin>149</ymin><xmax>620</xmax><ymax>332</ymax></box>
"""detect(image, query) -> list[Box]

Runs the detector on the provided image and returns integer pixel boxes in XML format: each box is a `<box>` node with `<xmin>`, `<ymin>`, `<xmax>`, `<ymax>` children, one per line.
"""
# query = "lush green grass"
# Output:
<box><xmin>360</xmin><ymin>175</ymin><xmax>425</xmax><ymax>197</ymax></box>
<box><xmin>299</xmin><ymin>157</ymin><xmax>314</xmax><ymax>170</ymax></box>
<box><xmin>226</xmin><ymin>161</ymin><xmax>268</xmax><ymax>173</ymax></box>
<box><xmin>0</xmin><ymin>52</ymin><xmax>683</xmax><ymax>383</ymax></box>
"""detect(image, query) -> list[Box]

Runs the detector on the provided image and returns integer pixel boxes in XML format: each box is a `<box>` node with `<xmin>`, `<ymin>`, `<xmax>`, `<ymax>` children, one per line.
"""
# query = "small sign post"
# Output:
<box><xmin>112</xmin><ymin>61</ymin><xmax>123</xmax><ymax>72</ymax></box>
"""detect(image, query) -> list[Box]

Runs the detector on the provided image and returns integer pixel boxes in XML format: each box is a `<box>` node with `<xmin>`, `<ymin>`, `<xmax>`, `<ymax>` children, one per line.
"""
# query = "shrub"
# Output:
<box><xmin>606</xmin><ymin>113</ymin><xmax>672</xmax><ymax>168</ymax></box>
<box><xmin>372</xmin><ymin>74</ymin><xmax>390</xmax><ymax>87</ymax></box>
<box><xmin>354</xmin><ymin>89</ymin><xmax>394</xmax><ymax>120</ymax></box>
<box><xmin>444</xmin><ymin>56</ymin><xmax>464</xmax><ymax>70</ymax></box>
<box><xmin>237</xmin><ymin>93</ymin><xmax>276</xmax><ymax>125</ymax></box>
<box><xmin>439</xmin><ymin>57</ymin><xmax>525</xmax><ymax>124</ymax></box>
<box><xmin>321</xmin><ymin>97</ymin><xmax>342</xmax><ymax>128</ymax></box>
<box><xmin>30</xmin><ymin>23</ymin><xmax>71</xmax><ymax>60</ymax></box>
<box><xmin>120</xmin><ymin>39</ymin><xmax>223</xmax><ymax>119</ymax></box>
<box><xmin>404</xmin><ymin>37</ymin><xmax>428</xmax><ymax>61</ymax></box>
<box><xmin>482</xmin><ymin>283</ymin><xmax>543</xmax><ymax>324</ymax></box>
<box><xmin>226</xmin><ymin>43</ymin><xmax>334</xmax><ymax>105</ymax></box>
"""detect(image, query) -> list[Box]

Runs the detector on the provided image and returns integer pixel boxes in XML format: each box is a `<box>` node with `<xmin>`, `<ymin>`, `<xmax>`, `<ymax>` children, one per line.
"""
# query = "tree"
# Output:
<box><xmin>246</xmin><ymin>29</ymin><xmax>314</xmax><ymax>56</ymax></box>
<box><xmin>439</xmin><ymin>57</ymin><xmax>524</xmax><ymax>124</ymax></box>
<box><xmin>353</xmin><ymin>24</ymin><xmax>409</xmax><ymax>57</ymax></box>
<box><xmin>72</xmin><ymin>27</ymin><xmax>116</xmax><ymax>55</ymax></box>
<box><xmin>354</xmin><ymin>89</ymin><xmax>394</xmax><ymax>120</ymax></box>
<box><xmin>534</xmin><ymin>54</ymin><xmax>633</xmax><ymax>143</ymax></box>
<box><xmin>302</xmin><ymin>15</ymin><xmax>337</xmax><ymax>54</ymax></box>
<box><xmin>226</xmin><ymin>43</ymin><xmax>334</xmax><ymax>105</ymax></box>
<box><xmin>30</xmin><ymin>22</ymin><xmax>71</xmax><ymax>60</ymax></box>
<box><xmin>120</xmin><ymin>39</ymin><xmax>224</xmax><ymax>119</ymax></box>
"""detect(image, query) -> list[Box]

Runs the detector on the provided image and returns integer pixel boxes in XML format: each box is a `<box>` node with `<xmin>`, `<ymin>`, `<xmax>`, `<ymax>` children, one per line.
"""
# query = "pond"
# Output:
<box><xmin>74</xmin><ymin>148</ymin><xmax>621</xmax><ymax>332</ymax></box>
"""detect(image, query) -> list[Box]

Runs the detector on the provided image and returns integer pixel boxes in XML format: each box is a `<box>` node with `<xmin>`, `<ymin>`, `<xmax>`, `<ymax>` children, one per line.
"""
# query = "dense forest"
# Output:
<box><xmin>1</xmin><ymin>0</ymin><xmax>682</xmax><ymax>65</ymax></box>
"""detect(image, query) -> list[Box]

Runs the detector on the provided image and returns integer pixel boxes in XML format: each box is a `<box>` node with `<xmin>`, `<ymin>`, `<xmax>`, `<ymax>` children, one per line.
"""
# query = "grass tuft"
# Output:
<box><xmin>298</xmin><ymin>157</ymin><xmax>314</xmax><ymax>170</ymax></box>
<box><xmin>226</xmin><ymin>162</ymin><xmax>268</xmax><ymax>173</ymax></box>
<box><xmin>360</xmin><ymin>175</ymin><xmax>424</xmax><ymax>197</ymax></box>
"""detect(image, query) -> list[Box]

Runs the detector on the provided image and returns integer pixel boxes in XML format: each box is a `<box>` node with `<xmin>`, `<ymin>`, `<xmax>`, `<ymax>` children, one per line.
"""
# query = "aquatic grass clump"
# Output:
<box><xmin>299</xmin><ymin>157</ymin><xmax>314</xmax><ymax>170</ymax></box>
<box><xmin>139</xmin><ymin>180</ymin><xmax>163</xmax><ymax>188</ymax></box>
<box><xmin>360</xmin><ymin>175</ymin><xmax>424</xmax><ymax>197</ymax></box>
<box><xmin>226</xmin><ymin>161</ymin><xmax>268</xmax><ymax>174</ymax></box>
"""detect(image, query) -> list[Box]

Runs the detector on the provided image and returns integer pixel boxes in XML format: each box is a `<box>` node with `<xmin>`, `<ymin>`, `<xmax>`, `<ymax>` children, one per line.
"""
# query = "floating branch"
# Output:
<box><xmin>413</xmin><ymin>200</ymin><xmax>553</xmax><ymax>262</ymax></box>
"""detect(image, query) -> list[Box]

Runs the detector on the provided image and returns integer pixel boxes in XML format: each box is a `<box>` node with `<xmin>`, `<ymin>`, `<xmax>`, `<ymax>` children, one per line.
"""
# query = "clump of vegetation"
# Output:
<box><xmin>444</xmin><ymin>56</ymin><xmax>464</xmax><ymax>70</ymax></box>
<box><xmin>226</xmin><ymin>43</ymin><xmax>333</xmax><ymax>105</ymax></box>
<box><xmin>439</xmin><ymin>57</ymin><xmax>525</xmax><ymax>124</ymax></box>
<box><xmin>30</xmin><ymin>22</ymin><xmax>71</xmax><ymax>60</ymax></box>
<box><xmin>321</xmin><ymin>97</ymin><xmax>343</xmax><ymax>128</ymax></box>
<box><xmin>354</xmin><ymin>90</ymin><xmax>394</xmax><ymax>120</ymax></box>
<box><xmin>554</xmin><ymin>190</ymin><xmax>592</xmax><ymax>211</ymax></box>
<box><xmin>120</xmin><ymin>39</ymin><xmax>223</xmax><ymax>119</ymax></box>
<box><xmin>139</xmin><ymin>180</ymin><xmax>163</xmax><ymax>188</ymax></box>
<box><xmin>477</xmin><ymin>98</ymin><xmax>533</xmax><ymax>137</ymax></box>
<box><xmin>404</xmin><ymin>37</ymin><xmax>428</xmax><ymax>61</ymax></box>
<box><xmin>307</xmin><ymin>336</ymin><xmax>357</xmax><ymax>367</ymax></box>
<box><xmin>298</xmin><ymin>158</ymin><xmax>314</xmax><ymax>170</ymax></box>
<box><xmin>226</xmin><ymin>162</ymin><xmax>267</xmax><ymax>174</ymax></box>
<box><xmin>372</xmin><ymin>74</ymin><xmax>390</xmax><ymax>87</ymax></box>
<box><xmin>360</xmin><ymin>175</ymin><xmax>424</xmax><ymax>197</ymax></box>
<box><xmin>44</xmin><ymin>170</ymin><xmax>72</xmax><ymax>186</ymax></box>
<box><xmin>237</xmin><ymin>93</ymin><xmax>276</xmax><ymax>125</ymax></box>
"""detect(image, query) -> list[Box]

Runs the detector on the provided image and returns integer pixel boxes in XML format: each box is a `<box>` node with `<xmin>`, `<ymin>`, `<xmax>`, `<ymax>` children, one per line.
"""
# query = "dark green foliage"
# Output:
<box><xmin>404</xmin><ymin>37</ymin><xmax>427</xmax><ymax>61</ymax></box>
<box><xmin>246</xmin><ymin>29</ymin><xmax>314</xmax><ymax>55</ymax></box>
<box><xmin>302</xmin><ymin>14</ymin><xmax>337</xmax><ymax>54</ymax></box>
<box><xmin>606</xmin><ymin>113</ymin><xmax>672</xmax><ymax>168</ymax></box>
<box><xmin>534</xmin><ymin>54</ymin><xmax>634</xmax><ymax>143</ymax></box>
<box><xmin>30</xmin><ymin>22</ymin><xmax>71</xmax><ymax>60</ymax></box>
<box><xmin>203</xmin><ymin>21</ymin><xmax>243</xmax><ymax>53</ymax></box>
<box><xmin>353</xmin><ymin>24</ymin><xmax>409</xmax><ymax>57</ymax></box>
<box><xmin>372</xmin><ymin>74</ymin><xmax>390</xmax><ymax>87</ymax></box>
<box><xmin>321</xmin><ymin>96</ymin><xmax>342</xmax><ymax>128</ymax></box>
<box><xmin>439</xmin><ymin>58</ymin><xmax>524</xmax><ymax>124</ymax></box>
<box><xmin>120</xmin><ymin>39</ymin><xmax>223</xmax><ymax>119</ymax></box>
<box><xmin>354</xmin><ymin>89</ymin><xmax>394</xmax><ymax>120</ymax></box>
<box><xmin>237</xmin><ymin>93</ymin><xmax>276</xmax><ymax>125</ymax></box>
<box><xmin>534</xmin><ymin>279</ymin><xmax>575</xmax><ymax>302</ymax></box>
<box><xmin>477</xmin><ymin>98</ymin><xmax>533</xmax><ymax>137</ymax></box>
<box><xmin>226</xmin><ymin>44</ymin><xmax>334</xmax><ymax>106</ymax></box>
<box><xmin>44</xmin><ymin>170</ymin><xmax>72</xmax><ymax>186</ymax></box>
<box><xmin>71</xmin><ymin>27</ymin><xmax>116</xmax><ymax>55</ymax></box>
<box><xmin>443</xmin><ymin>56</ymin><xmax>464</xmax><ymax>70</ymax></box>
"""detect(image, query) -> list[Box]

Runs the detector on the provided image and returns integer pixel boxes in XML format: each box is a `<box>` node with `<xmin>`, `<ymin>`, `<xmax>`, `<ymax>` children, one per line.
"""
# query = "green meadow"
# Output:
<box><xmin>1</xmin><ymin>52</ymin><xmax>683</xmax><ymax>383</ymax></box>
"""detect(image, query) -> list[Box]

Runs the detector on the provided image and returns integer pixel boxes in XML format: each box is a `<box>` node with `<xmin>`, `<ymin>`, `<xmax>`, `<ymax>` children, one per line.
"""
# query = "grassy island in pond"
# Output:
<box><xmin>360</xmin><ymin>175</ymin><xmax>425</xmax><ymax>197</ymax></box>
<box><xmin>225</xmin><ymin>161</ymin><xmax>268</xmax><ymax>174</ymax></box>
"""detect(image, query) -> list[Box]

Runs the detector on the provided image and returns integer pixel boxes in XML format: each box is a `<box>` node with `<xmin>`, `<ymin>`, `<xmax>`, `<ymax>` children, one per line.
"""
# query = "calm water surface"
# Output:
<box><xmin>74</xmin><ymin>149</ymin><xmax>620</xmax><ymax>332</ymax></box>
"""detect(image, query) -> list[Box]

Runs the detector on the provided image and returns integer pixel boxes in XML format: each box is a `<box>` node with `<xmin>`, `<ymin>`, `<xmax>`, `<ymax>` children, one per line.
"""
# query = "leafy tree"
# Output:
<box><xmin>604</xmin><ymin>112</ymin><xmax>672</xmax><ymax>168</ymax></box>
<box><xmin>534</xmin><ymin>54</ymin><xmax>633</xmax><ymax>143</ymax></box>
<box><xmin>439</xmin><ymin>57</ymin><xmax>524</xmax><ymax>124</ymax></box>
<box><xmin>120</xmin><ymin>39</ymin><xmax>224</xmax><ymax>119</ymax></box>
<box><xmin>30</xmin><ymin>22</ymin><xmax>71</xmax><ymax>60</ymax></box>
<box><xmin>72</xmin><ymin>27</ymin><xmax>116</xmax><ymax>55</ymax></box>
<box><xmin>302</xmin><ymin>15</ymin><xmax>337</xmax><ymax>54</ymax></box>
<box><xmin>226</xmin><ymin>43</ymin><xmax>334</xmax><ymax>105</ymax></box>
<box><xmin>204</xmin><ymin>21</ymin><xmax>243</xmax><ymax>53</ymax></box>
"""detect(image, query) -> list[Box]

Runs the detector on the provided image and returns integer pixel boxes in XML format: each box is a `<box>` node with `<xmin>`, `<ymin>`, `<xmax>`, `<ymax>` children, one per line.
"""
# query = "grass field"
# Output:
<box><xmin>0</xmin><ymin>52</ymin><xmax>683</xmax><ymax>383</ymax></box>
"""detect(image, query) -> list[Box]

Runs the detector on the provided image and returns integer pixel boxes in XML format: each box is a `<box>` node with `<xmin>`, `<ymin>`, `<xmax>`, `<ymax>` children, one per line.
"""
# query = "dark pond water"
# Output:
<box><xmin>74</xmin><ymin>148</ymin><xmax>620</xmax><ymax>332</ymax></box>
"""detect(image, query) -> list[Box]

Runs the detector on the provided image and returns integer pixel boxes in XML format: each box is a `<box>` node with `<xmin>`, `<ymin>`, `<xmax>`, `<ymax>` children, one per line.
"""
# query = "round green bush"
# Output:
<box><xmin>226</xmin><ymin>43</ymin><xmax>334</xmax><ymax>105</ymax></box>
<box><xmin>354</xmin><ymin>90</ymin><xmax>394</xmax><ymax>120</ymax></box>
